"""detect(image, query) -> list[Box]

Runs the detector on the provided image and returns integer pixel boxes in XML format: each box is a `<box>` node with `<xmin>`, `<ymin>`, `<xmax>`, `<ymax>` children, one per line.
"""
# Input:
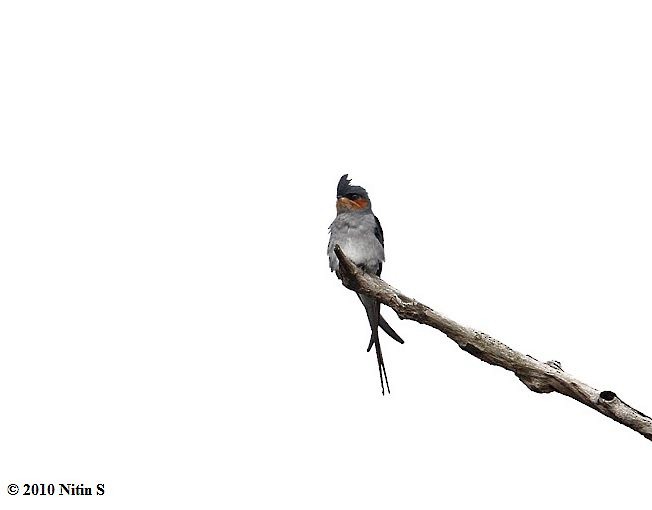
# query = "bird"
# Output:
<box><xmin>327</xmin><ymin>174</ymin><xmax>405</xmax><ymax>394</ymax></box>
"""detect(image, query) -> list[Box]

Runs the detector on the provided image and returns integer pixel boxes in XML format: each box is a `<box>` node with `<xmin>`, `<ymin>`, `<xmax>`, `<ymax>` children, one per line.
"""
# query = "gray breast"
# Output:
<box><xmin>328</xmin><ymin>212</ymin><xmax>385</xmax><ymax>274</ymax></box>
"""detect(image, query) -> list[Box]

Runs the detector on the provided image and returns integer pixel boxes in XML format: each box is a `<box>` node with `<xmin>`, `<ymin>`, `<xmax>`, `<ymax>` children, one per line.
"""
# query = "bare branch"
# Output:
<box><xmin>334</xmin><ymin>244</ymin><xmax>652</xmax><ymax>442</ymax></box>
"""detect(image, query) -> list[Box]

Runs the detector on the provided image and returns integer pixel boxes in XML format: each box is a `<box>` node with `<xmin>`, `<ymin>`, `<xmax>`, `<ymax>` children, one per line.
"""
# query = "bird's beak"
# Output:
<box><xmin>336</xmin><ymin>197</ymin><xmax>348</xmax><ymax>212</ymax></box>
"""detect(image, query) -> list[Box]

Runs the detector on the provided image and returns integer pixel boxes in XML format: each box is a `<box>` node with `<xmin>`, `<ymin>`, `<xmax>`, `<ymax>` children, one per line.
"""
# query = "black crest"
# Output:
<box><xmin>336</xmin><ymin>174</ymin><xmax>369</xmax><ymax>199</ymax></box>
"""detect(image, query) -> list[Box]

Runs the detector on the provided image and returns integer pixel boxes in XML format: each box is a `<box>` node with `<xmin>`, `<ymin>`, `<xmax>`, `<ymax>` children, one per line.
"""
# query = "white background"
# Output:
<box><xmin>1</xmin><ymin>1</ymin><xmax>651</xmax><ymax>508</ymax></box>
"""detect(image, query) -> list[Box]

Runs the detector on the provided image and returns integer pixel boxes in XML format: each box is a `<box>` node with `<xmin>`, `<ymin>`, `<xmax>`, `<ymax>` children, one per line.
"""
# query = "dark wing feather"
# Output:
<box><xmin>374</xmin><ymin>215</ymin><xmax>384</xmax><ymax>276</ymax></box>
<box><xmin>374</xmin><ymin>215</ymin><xmax>384</xmax><ymax>246</ymax></box>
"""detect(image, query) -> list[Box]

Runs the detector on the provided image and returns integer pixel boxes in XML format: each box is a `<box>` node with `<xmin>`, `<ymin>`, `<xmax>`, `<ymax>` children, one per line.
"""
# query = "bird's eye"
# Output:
<box><xmin>348</xmin><ymin>193</ymin><xmax>360</xmax><ymax>200</ymax></box>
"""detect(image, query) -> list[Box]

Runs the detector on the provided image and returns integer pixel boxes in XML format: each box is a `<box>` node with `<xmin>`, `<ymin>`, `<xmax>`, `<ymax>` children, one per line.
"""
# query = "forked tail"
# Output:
<box><xmin>372</xmin><ymin>336</ymin><xmax>390</xmax><ymax>395</ymax></box>
<box><xmin>358</xmin><ymin>292</ymin><xmax>392</xmax><ymax>395</ymax></box>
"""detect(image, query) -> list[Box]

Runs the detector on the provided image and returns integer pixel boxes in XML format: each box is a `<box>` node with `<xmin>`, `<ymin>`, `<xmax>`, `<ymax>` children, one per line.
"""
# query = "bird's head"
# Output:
<box><xmin>336</xmin><ymin>174</ymin><xmax>371</xmax><ymax>213</ymax></box>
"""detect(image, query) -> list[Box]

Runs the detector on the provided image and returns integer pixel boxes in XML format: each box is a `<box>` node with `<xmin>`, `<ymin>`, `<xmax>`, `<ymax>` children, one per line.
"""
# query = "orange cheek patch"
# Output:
<box><xmin>337</xmin><ymin>197</ymin><xmax>369</xmax><ymax>211</ymax></box>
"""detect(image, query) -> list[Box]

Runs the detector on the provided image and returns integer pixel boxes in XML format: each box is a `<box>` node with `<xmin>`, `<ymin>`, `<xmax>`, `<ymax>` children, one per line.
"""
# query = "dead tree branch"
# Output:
<box><xmin>334</xmin><ymin>244</ymin><xmax>652</xmax><ymax>442</ymax></box>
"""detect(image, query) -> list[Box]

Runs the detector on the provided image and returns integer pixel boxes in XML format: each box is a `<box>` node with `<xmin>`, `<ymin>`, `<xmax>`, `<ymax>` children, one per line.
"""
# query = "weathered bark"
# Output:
<box><xmin>334</xmin><ymin>244</ymin><xmax>652</xmax><ymax>442</ymax></box>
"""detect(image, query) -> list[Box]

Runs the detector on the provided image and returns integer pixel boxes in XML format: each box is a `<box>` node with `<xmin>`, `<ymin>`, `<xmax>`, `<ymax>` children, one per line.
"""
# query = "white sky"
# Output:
<box><xmin>1</xmin><ymin>1</ymin><xmax>651</xmax><ymax>508</ymax></box>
